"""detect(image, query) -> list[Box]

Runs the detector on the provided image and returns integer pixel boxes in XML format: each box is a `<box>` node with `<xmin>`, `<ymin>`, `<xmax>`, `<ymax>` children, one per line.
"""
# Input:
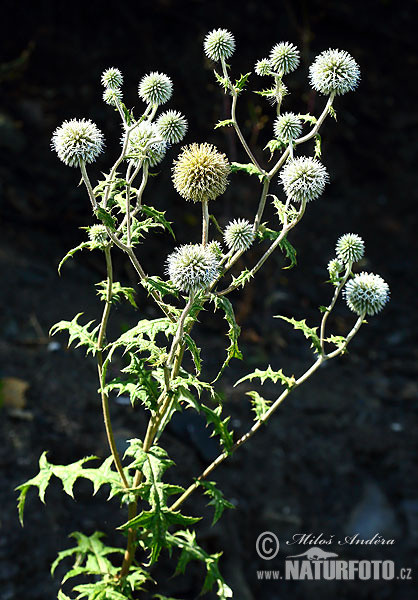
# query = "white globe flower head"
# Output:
<box><xmin>273</xmin><ymin>112</ymin><xmax>302</xmax><ymax>143</ymax></box>
<box><xmin>204</xmin><ymin>28</ymin><xmax>235</xmax><ymax>62</ymax></box>
<box><xmin>103</xmin><ymin>87</ymin><xmax>123</xmax><ymax>107</ymax></box>
<box><xmin>327</xmin><ymin>258</ymin><xmax>343</xmax><ymax>281</ymax></box>
<box><xmin>88</xmin><ymin>224</ymin><xmax>108</xmax><ymax>248</ymax></box>
<box><xmin>309</xmin><ymin>49</ymin><xmax>360</xmax><ymax>96</ymax></box>
<box><xmin>166</xmin><ymin>244</ymin><xmax>220</xmax><ymax>294</ymax></box>
<box><xmin>255</xmin><ymin>58</ymin><xmax>272</xmax><ymax>76</ymax></box>
<box><xmin>51</xmin><ymin>118</ymin><xmax>105</xmax><ymax>167</ymax></box>
<box><xmin>156</xmin><ymin>110</ymin><xmax>188</xmax><ymax>144</ymax></box>
<box><xmin>269</xmin><ymin>42</ymin><xmax>300</xmax><ymax>75</ymax></box>
<box><xmin>101</xmin><ymin>67</ymin><xmax>123</xmax><ymax>90</ymax></box>
<box><xmin>336</xmin><ymin>233</ymin><xmax>365</xmax><ymax>264</ymax></box>
<box><xmin>224</xmin><ymin>219</ymin><xmax>255</xmax><ymax>252</ymax></box>
<box><xmin>207</xmin><ymin>240</ymin><xmax>224</xmax><ymax>258</ymax></box>
<box><xmin>138</xmin><ymin>72</ymin><xmax>173</xmax><ymax>106</ymax></box>
<box><xmin>123</xmin><ymin>121</ymin><xmax>167</xmax><ymax>167</ymax></box>
<box><xmin>344</xmin><ymin>272</ymin><xmax>390</xmax><ymax>316</ymax></box>
<box><xmin>279</xmin><ymin>156</ymin><xmax>329</xmax><ymax>203</ymax></box>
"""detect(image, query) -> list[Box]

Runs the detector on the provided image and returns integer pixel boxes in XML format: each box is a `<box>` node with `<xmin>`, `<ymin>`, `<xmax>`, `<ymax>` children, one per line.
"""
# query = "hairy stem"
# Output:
<box><xmin>202</xmin><ymin>199</ymin><xmax>209</xmax><ymax>246</ymax></box>
<box><xmin>79</xmin><ymin>160</ymin><xmax>97</xmax><ymax>210</ymax></box>
<box><xmin>320</xmin><ymin>262</ymin><xmax>352</xmax><ymax>351</ymax></box>
<box><xmin>96</xmin><ymin>246</ymin><xmax>128</xmax><ymax>488</ymax></box>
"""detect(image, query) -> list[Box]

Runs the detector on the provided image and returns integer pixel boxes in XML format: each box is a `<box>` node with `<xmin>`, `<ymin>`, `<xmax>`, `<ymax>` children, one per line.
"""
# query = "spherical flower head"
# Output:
<box><xmin>172</xmin><ymin>142</ymin><xmax>230</xmax><ymax>203</ymax></box>
<box><xmin>327</xmin><ymin>258</ymin><xmax>343</xmax><ymax>282</ymax></box>
<box><xmin>269</xmin><ymin>42</ymin><xmax>300</xmax><ymax>75</ymax></box>
<box><xmin>156</xmin><ymin>110</ymin><xmax>188</xmax><ymax>144</ymax></box>
<box><xmin>204</xmin><ymin>28</ymin><xmax>235</xmax><ymax>61</ymax></box>
<box><xmin>51</xmin><ymin>118</ymin><xmax>105</xmax><ymax>167</ymax></box>
<box><xmin>279</xmin><ymin>156</ymin><xmax>329</xmax><ymax>203</ymax></box>
<box><xmin>103</xmin><ymin>87</ymin><xmax>123</xmax><ymax>107</ymax></box>
<box><xmin>255</xmin><ymin>58</ymin><xmax>271</xmax><ymax>76</ymax></box>
<box><xmin>273</xmin><ymin>112</ymin><xmax>302</xmax><ymax>143</ymax></box>
<box><xmin>124</xmin><ymin>121</ymin><xmax>167</xmax><ymax>167</ymax></box>
<box><xmin>88</xmin><ymin>224</ymin><xmax>108</xmax><ymax>248</ymax></box>
<box><xmin>207</xmin><ymin>240</ymin><xmax>224</xmax><ymax>258</ymax></box>
<box><xmin>138</xmin><ymin>72</ymin><xmax>173</xmax><ymax>106</ymax></box>
<box><xmin>101</xmin><ymin>67</ymin><xmax>123</xmax><ymax>90</ymax></box>
<box><xmin>224</xmin><ymin>219</ymin><xmax>255</xmax><ymax>252</ymax></box>
<box><xmin>336</xmin><ymin>233</ymin><xmax>365</xmax><ymax>264</ymax></box>
<box><xmin>309</xmin><ymin>49</ymin><xmax>360</xmax><ymax>96</ymax></box>
<box><xmin>166</xmin><ymin>244</ymin><xmax>220</xmax><ymax>294</ymax></box>
<box><xmin>344</xmin><ymin>272</ymin><xmax>390</xmax><ymax>316</ymax></box>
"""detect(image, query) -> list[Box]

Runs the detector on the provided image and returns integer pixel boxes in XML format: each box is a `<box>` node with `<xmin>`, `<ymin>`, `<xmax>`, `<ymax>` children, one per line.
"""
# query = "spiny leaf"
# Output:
<box><xmin>50</xmin><ymin>313</ymin><xmax>99</xmax><ymax>356</ymax></box>
<box><xmin>325</xmin><ymin>334</ymin><xmax>347</xmax><ymax>352</ymax></box>
<box><xmin>276</xmin><ymin>315</ymin><xmax>321</xmax><ymax>353</ymax></box>
<box><xmin>213</xmin><ymin>70</ymin><xmax>230</xmax><ymax>91</ymax></box>
<box><xmin>140</xmin><ymin>205</ymin><xmax>175</xmax><ymax>238</ymax></box>
<box><xmin>328</xmin><ymin>104</ymin><xmax>337</xmax><ymax>121</ymax></box>
<box><xmin>254</xmin><ymin>87</ymin><xmax>277</xmax><ymax>98</ymax></box>
<box><xmin>235</xmin><ymin>365</ymin><xmax>295</xmax><ymax>389</ymax></box>
<box><xmin>210</xmin><ymin>295</ymin><xmax>242</xmax><ymax>381</ymax></box>
<box><xmin>230</xmin><ymin>161</ymin><xmax>265</xmax><ymax>181</ymax></box>
<box><xmin>264</xmin><ymin>138</ymin><xmax>286</xmax><ymax>159</ymax></box>
<box><xmin>201</xmin><ymin>404</ymin><xmax>234</xmax><ymax>453</ymax></box>
<box><xmin>183</xmin><ymin>334</ymin><xmax>201</xmax><ymax>375</ymax></box>
<box><xmin>234</xmin><ymin>72</ymin><xmax>251</xmax><ymax>92</ymax></box>
<box><xmin>279</xmin><ymin>236</ymin><xmax>297</xmax><ymax>269</ymax></box>
<box><xmin>171</xmin><ymin>370</ymin><xmax>216</xmax><ymax>400</ymax></box>
<box><xmin>229</xmin><ymin>268</ymin><xmax>253</xmax><ymax>289</ymax></box>
<box><xmin>96</xmin><ymin>281</ymin><xmax>137</xmax><ymax>308</ymax></box>
<box><xmin>214</xmin><ymin>119</ymin><xmax>234</xmax><ymax>129</ymax></box>
<box><xmin>199</xmin><ymin>480</ymin><xmax>235</xmax><ymax>525</ymax></box>
<box><xmin>314</xmin><ymin>134</ymin><xmax>322</xmax><ymax>158</ymax></box>
<box><xmin>58</xmin><ymin>242</ymin><xmax>91</xmax><ymax>275</ymax></box>
<box><xmin>298</xmin><ymin>113</ymin><xmax>317</xmax><ymax>126</ymax></box>
<box><xmin>143</xmin><ymin>276</ymin><xmax>179</xmax><ymax>299</ymax></box>
<box><xmin>95</xmin><ymin>206</ymin><xmax>116</xmax><ymax>230</ymax></box>
<box><xmin>246</xmin><ymin>390</ymin><xmax>272</xmax><ymax>421</ymax></box>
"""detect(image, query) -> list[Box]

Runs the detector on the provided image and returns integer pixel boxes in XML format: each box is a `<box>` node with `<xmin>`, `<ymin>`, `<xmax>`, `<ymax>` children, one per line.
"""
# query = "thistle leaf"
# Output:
<box><xmin>210</xmin><ymin>295</ymin><xmax>242</xmax><ymax>381</ymax></box>
<box><xmin>58</xmin><ymin>242</ymin><xmax>91</xmax><ymax>275</ymax></box>
<box><xmin>199</xmin><ymin>480</ymin><xmax>235</xmax><ymax>525</ymax></box>
<box><xmin>246</xmin><ymin>390</ymin><xmax>272</xmax><ymax>420</ymax></box>
<box><xmin>276</xmin><ymin>315</ymin><xmax>322</xmax><ymax>353</ymax></box>
<box><xmin>49</xmin><ymin>313</ymin><xmax>99</xmax><ymax>356</ymax></box>
<box><xmin>235</xmin><ymin>365</ymin><xmax>295</xmax><ymax>388</ymax></box>
<box><xmin>201</xmin><ymin>404</ymin><xmax>234</xmax><ymax>453</ymax></box>
<box><xmin>214</xmin><ymin>119</ymin><xmax>234</xmax><ymax>129</ymax></box>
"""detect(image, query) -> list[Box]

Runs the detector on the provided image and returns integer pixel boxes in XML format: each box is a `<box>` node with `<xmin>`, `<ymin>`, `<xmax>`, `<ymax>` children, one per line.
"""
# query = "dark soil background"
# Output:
<box><xmin>1</xmin><ymin>0</ymin><xmax>417</xmax><ymax>599</ymax></box>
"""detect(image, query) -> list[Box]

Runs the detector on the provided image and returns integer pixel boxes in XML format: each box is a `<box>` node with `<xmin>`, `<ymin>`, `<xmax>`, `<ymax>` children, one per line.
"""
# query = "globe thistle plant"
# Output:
<box><xmin>88</xmin><ymin>224</ymin><xmax>109</xmax><ymax>248</ymax></box>
<box><xmin>51</xmin><ymin>118</ymin><xmax>105</xmax><ymax>167</ymax></box>
<box><xmin>273</xmin><ymin>112</ymin><xmax>302</xmax><ymax>143</ymax></box>
<box><xmin>269</xmin><ymin>42</ymin><xmax>300</xmax><ymax>75</ymax></box>
<box><xmin>156</xmin><ymin>110</ymin><xmax>188</xmax><ymax>144</ymax></box>
<box><xmin>224</xmin><ymin>219</ymin><xmax>255</xmax><ymax>252</ymax></box>
<box><xmin>327</xmin><ymin>258</ymin><xmax>343</xmax><ymax>281</ymax></box>
<box><xmin>101</xmin><ymin>67</ymin><xmax>123</xmax><ymax>90</ymax></box>
<box><xmin>336</xmin><ymin>233</ymin><xmax>365</xmax><ymax>264</ymax></box>
<box><xmin>309</xmin><ymin>49</ymin><xmax>360</xmax><ymax>96</ymax></box>
<box><xmin>255</xmin><ymin>58</ymin><xmax>272</xmax><ymax>76</ymax></box>
<box><xmin>344</xmin><ymin>272</ymin><xmax>390</xmax><ymax>316</ymax></box>
<box><xmin>172</xmin><ymin>143</ymin><xmax>230</xmax><ymax>203</ymax></box>
<box><xmin>103</xmin><ymin>87</ymin><xmax>123</xmax><ymax>107</ymax></box>
<box><xmin>166</xmin><ymin>244</ymin><xmax>219</xmax><ymax>294</ymax></box>
<box><xmin>138</xmin><ymin>72</ymin><xmax>173</xmax><ymax>106</ymax></box>
<box><xmin>204</xmin><ymin>28</ymin><xmax>235</xmax><ymax>62</ymax></box>
<box><xmin>124</xmin><ymin>122</ymin><xmax>167</xmax><ymax>167</ymax></box>
<box><xmin>280</xmin><ymin>156</ymin><xmax>329</xmax><ymax>203</ymax></box>
<box><xmin>207</xmin><ymin>240</ymin><xmax>224</xmax><ymax>258</ymax></box>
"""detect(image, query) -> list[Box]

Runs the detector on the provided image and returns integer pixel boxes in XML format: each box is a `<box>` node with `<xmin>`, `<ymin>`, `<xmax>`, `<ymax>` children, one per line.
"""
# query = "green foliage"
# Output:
<box><xmin>201</xmin><ymin>404</ymin><xmax>234</xmax><ymax>453</ymax></box>
<box><xmin>58</xmin><ymin>242</ymin><xmax>91</xmax><ymax>275</ymax></box>
<box><xmin>256</xmin><ymin>228</ymin><xmax>297</xmax><ymax>269</ymax></box>
<box><xmin>96</xmin><ymin>281</ymin><xmax>137</xmax><ymax>308</ymax></box>
<box><xmin>229</xmin><ymin>268</ymin><xmax>253</xmax><ymax>289</ymax></box>
<box><xmin>214</xmin><ymin>119</ymin><xmax>234</xmax><ymax>129</ymax></box>
<box><xmin>230</xmin><ymin>161</ymin><xmax>265</xmax><ymax>181</ymax></box>
<box><xmin>140</xmin><ymin>205</ymin><xmax>175</xmax><ymax>239</ymax></box>
<box><xmin>314</xmin><ymin>134</ymin><xmax>322</xmax><ymax>158</ymax></box>
<box><xmin>16</xmin><ymin>454</ymin><xmax>124</xmax><ymax>524</ymax></box>
<box><xmin>199</xmin><ymin>480</ymin><xmax>235</xmax><ymax>525</ymax></box>
<box><xmin>254</xmin><ymin>87</ymin><xmax>277</xmax><ymax>98</ymax></box>
<box><xmin>210</xmin><ymin>295</ymin><xmax>242</xmax><ymax>381</ymax></box>
<box><xmin>325</xmin><ymin>334</ymin><xmax>347</xmax><ymax>352</ymax></box>
<box><xmin>246</xmin><ymin>390</ymin><xmax>272</xmax><ymax>421</ymax></box>
<box><xmin>264</xmin><ymin>138</ymin><xmax>286</xmax><ymax>159</ymax></box>
<box><xmin>328</xmin><ymin>104</ymin><xmax>337</xmax><ymax>120</ymax></box>
<box><xmin>235</xmin><ymin>365</ymin><xmax>295</xmax><ymax>389</ymax></box>
<box><xmin>276</xmin><ymin>315</ymin><xmax>322</xmax><ymax>353</ymax></box>
<box><xmin>234</xmin><ymin>72</ymin><xmax>251</xmax><ymax>92</ymax></box>
<box><xmin>143</xmin><ymin>276</ymin><xmax>179</xmax><ymax>300</ymax></box>
<box><xmin>50</xmin><ymin>313</ymin><xmax>99</xmax><ymax>356</ymax></box>
<box><xmin>298</xmin><ymin>113</ymin><xmax>317</xmax><ymax>126</ymax></box>
<box><xmin>95</xmin><ymin>206</ymin><xmax>117</xmax><ymax>230</ymax></box>
<box><xmin>213</xmin><ymin>70</ymin><xmax>230</xmax><ymax>92</ymax></box>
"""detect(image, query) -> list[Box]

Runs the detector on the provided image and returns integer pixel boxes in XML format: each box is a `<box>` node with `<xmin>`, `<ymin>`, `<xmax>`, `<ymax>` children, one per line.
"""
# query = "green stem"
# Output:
<box><xmin>202</xmin><ymin>199</ymin><xmax>209</xmax><ymax>246</ymax></box>
<box><xmin>320</xmin><ymin>262</ymin><xmax>352</xmax><ymax>351</ymax></box>
<box><xmin>79</xmin><ymin>160</ymin><xmax>97</xmax><ymax>210</ymax></box>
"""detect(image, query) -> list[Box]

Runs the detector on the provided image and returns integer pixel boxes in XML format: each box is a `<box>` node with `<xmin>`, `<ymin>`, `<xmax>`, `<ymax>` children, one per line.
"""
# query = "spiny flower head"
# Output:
<box><xmin>273</xmin><ymin>112</ymin><xmax>302</xmax><ymax>143</ymax></box>
<box><xmin>336</xmin><ymin>233</ymin><xmax>365</xmax><ymax>264</ymax></box>
<box><xmin>207</xmin><ymin>240</ymin><xmax>224</xmax><ymax>258</ymax></box>
<box><xmin>51</xmin><ymin>118</ymin><xmax>105</xmax><ymax>167</ymax></box>
<box><xmin>255</xmin><ymin>58</ymin><xmax>271</xmax><ymax>76</ymax></box>
<box><xmin>156</xmin><ymin>110</ymin><xmax>188</xmax><ymax>144</ymax></box>
<box><xmin>204</xmin><ymin>28</ymin><xmax>235</xmax><ymax>61</ymax></box>
<box><xmin>124</xmin><ymin>121</ymin><xmax>167</xmax><ymax>167</ymax></box>
<box><xmin>309</xmin><ymin>49</ymin><xmax>360</xmax><ymax>96</ymax></box>
<box><xmin>101</xmin><ymin>67</ymin><xmax>123</xmax><ymax>90</ymax></box>
<box><xmin>172</xmin><ymin>142</ymin><xmax>230</xmax><ymax>203</ymax></box>
<box><xmin>224</xmin><ymin>219</ymin><xmax>255</xmax><ymax>252</ymax></box>
<box><xmin>344</xmin><ymin>272</ymin><xmax>390</xmax><ymax>316</ymax></box>
<box><xmin>327</xmin><ymin>258</ymin><xmax>343</xmax><ymax>282</ymax></box>
<box><xmin>269</xmin><ymin>42</ymin><xmax>300</xmax><ymax>75</ymax></box>
<box><xmin>166</xmin><ymin>244</ymin><xmax>220</xmax><ymax>294</ymax></box>
<box><xmin>88</xmin><ymin>224</ymin><xmax>108</xmax><ymax>248</ymax></box>
<box><xmin>138</xmin><ymin>72</ymin><xmax>173</xmax><ymax>106</ymax></box>
<box><xmin>103</xmin><ymin>87</ymin><xmax>123</xmax><ymax>107</ymax></box>
<box><xmin>279</xmin><ymin>156</ymin><xmax>329</xmax><ymax>203</ymax></box>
